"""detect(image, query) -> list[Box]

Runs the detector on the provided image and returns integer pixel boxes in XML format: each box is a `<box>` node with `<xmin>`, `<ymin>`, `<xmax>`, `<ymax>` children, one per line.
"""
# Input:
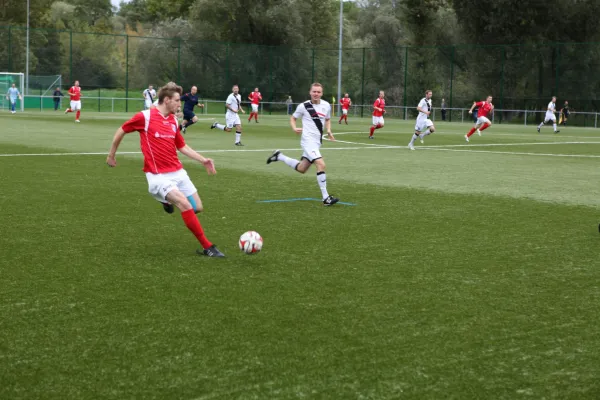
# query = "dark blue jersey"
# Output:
<box><xmin>181</xmin><ymin>93</ymin><xmax>199</xmax><ymax>112</ymax></box>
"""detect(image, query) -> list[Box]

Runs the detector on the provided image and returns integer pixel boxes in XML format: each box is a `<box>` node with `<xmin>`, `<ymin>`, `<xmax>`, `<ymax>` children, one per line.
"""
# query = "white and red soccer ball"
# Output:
<box><xmin>239</xmin><ymin>231</ymin><xmax>263</xmax><ymax>254</ymax></box>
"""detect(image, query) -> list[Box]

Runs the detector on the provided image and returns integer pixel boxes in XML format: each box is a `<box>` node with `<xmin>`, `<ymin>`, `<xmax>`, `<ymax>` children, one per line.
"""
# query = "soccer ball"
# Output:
<box><xmin>239</xmin><ymin>231</ymin><xmax>263</xmax><ymax>254</ymax></box>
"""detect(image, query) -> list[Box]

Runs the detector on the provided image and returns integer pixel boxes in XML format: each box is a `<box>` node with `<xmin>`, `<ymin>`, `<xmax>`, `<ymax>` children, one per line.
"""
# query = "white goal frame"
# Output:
<box><xmin>0</xmin><ymin>72</ymin><xmax>25</xmax><ymax>112</ymax></box>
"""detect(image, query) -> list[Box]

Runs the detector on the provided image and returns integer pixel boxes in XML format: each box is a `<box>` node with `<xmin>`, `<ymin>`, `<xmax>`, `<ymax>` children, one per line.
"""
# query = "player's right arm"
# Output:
<box><xmin>417</xmin><ymin>100</ymin><xmax>430</xmax><ymax>116</ymax></box>
<box><xmin>106</xmin><ymin>113</ymin><xmax>144</xmax><ymax>167</ymax></box>
<box><xmin>290</xmin><ymin>104</ymin><xmax>303</xmax><ymax>134</ymax></box>
<box><xmin>373</xmin><ymin>99</ymin><xmax>382</xmax><ymax>112</ymax></box>
<box><xmin>468</xmin><ymin>101</ymin><xmax>480</xmax><ymax>114</ymax></box>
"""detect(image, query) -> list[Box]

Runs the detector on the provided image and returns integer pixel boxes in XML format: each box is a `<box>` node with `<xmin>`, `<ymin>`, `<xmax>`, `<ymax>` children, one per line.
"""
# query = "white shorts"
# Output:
<box><xmin>342</xmin><ymin>109</ymin><xmax>348</xmax><ymax>115</ymax></box>
<box><xmin>476</xmin><ymin>116</ymin><xmax>491</xmax><ymax>126</ymax></box>
<box><xmin>251</xmin><ymin>104</ymin><xmax>259</xmax><ymax>112</ymax></box>
<box><xmin>146</xmin><ymin>169</ymin><xmax>197</xmax><ymax>203</ymax></box>
<box><xmin>145</xmin><ymin>99</ymin><xmax>152</xmax><ymax>109</ymax></box>
<box><xmin>545</xmin><ymin>112</ymin><xmax>556</xmax><ymax>122</ymax></box>
<box><xmin>301</xmin><ymin>141</ymin><xmax>322</xmax><ymax>163</ymax></box>
<box><xmin>372</xmin><ymin>116</ymin><xmax>384</xmax><ymax>126</ymax></box>
<box><xmin>226</xmin><ymin>113</ymin><xmax>242</xmax><ymax>129</ymax></box>
<box><xmin>415</xmin><ymin>118</ymin><xmax>434</xmax><ymax>132</ymax></box>
<box><xmin>70</xmin><ymin>100</ymin><xmax>81</xmax><ymax>111</ymax></box>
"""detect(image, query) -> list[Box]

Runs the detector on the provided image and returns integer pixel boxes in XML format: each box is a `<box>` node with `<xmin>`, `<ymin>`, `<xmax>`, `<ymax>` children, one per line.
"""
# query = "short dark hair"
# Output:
<box><xmin>158</xmin><ymin>82</ymin><xmax>183</xmax><ymax>104</ymax></box>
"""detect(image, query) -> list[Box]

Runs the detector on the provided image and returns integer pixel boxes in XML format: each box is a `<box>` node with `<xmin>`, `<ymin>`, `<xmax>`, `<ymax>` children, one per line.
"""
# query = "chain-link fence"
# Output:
<box><xmin>1</xmin><ymin>25</ymin><xmax>599</xmax><ymax>125</ymax></box>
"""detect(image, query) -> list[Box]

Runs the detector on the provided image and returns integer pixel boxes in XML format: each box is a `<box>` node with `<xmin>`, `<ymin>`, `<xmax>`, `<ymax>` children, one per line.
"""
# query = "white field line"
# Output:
<box><xmin>1</xmin><ymin>141</ymin><xmax>600</xmax><ymax>158</ymax></box>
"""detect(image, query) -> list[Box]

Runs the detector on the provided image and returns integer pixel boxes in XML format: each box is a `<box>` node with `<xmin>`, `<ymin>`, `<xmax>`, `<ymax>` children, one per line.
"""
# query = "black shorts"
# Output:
<box><xmin>183</xmin><ymin>111</ymin><xmax>195</xmax><ymax>121</ymax></box>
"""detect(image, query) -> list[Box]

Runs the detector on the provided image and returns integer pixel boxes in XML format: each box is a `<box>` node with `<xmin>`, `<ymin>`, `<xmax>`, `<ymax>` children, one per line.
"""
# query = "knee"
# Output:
<box><xmin>430</xmin><ymin>126</ymin><xmax>436</xmax><ymax>133</ymax></box>
<box><xmin>194</xmin><ymin>205</ymin><xmax>204</xmax><ymax>214</ymax></box>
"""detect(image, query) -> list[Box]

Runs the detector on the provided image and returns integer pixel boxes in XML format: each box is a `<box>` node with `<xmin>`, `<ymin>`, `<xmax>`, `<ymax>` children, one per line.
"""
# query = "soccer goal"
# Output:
<box><xmin>0</xmin><ymin>72</ymin><xmax>25</xmax><ymax>112</ymax></box>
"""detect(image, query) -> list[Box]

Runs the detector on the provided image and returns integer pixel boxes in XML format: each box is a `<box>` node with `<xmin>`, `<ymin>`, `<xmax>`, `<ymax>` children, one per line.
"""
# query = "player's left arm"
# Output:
<box><xmin>178</xmin><ymin>144</ymin><xmax>216</xmax><ymax>175</ymax></box>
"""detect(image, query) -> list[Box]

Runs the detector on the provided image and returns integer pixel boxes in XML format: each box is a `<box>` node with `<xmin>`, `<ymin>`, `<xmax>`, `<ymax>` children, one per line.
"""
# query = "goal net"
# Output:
<box><xmin>0</xmin><ymin>72</ymin><xmax>25</xmax><ymax>112</ymax></box>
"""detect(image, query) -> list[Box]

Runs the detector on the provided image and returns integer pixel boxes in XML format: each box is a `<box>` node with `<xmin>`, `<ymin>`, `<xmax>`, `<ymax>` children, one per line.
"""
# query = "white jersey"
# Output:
<box><xmin>293</xmin><ymin>100</ymin><xmax>331</xmax><ymax>144</ymax></box>
<box><xmin>417</xmin><ymin>97</ymin><xmax>432</xmax><ymax>122</ymax></box>
<box><xmin>226</xmin><ymin>93</ymin><xmax>242</xmax><ymax>116</ymax></box>
<box><xmin>143</xmin><ymin>89</ymin><xmax>156</xmax><ymax>102</ymax></box>
<box><xmin>547</xmin><ymin>101</ymin><xmax>556</xmax><ymax>113</ymax></box>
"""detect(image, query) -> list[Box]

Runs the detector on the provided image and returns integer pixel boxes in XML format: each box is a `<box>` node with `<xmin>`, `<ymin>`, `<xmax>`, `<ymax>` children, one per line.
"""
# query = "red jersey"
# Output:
<box><xmin>373</xmin><ymin>98</ymin><xmax>385</xmax><ymax>117</ymax></box>
<box><xmin>249</xmin><ymin>92</ymin><xmax>262</xmax><ymax>105</ymax></box>
<box><xmin>69</xmin><ymin>86</ymin><xmax>81</xmax><ymax>101</ymax></box>
<box><xmin>121</xmin><ymin>108</ymin><xmax>185</xmax><ymax>174</ymax></box>
<box><xmin>475</xmin><ymin>101</ymin><xmax>493</xmax><ymax>118</ymax></box>
<box><xmin>341</xmin><ymin>97</ymin><xmax>351</xmax><ymax>110</ymax></box>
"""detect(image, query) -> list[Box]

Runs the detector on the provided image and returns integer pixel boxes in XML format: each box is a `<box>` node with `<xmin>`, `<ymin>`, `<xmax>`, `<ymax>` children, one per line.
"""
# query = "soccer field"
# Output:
<box><xmin>1</xmin><ymin>111</ymin><xmax>600</xmax><ymax>399</ymax></box>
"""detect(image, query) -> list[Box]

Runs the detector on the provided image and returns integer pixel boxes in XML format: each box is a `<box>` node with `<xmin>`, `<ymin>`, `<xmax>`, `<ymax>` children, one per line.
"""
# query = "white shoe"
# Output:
<box><xmin>419</xmin><ymin>134</ymin><xmax>424</xmax><ymax>144</ymax></box>
<box><xmin>11</xmin><ymin>111</ymin><xmax>15</xmax><ymax>114</ymax></box>
<box><xmin>408</xmin><ymin>144</ymin><xmax>415</xmax><ymax>150</ymax></box>
<box><xmin>75</xmin><ymin>120</ymin><xmax>80</xmax><ymax>123</ymax></box>
<box><xmin>465</xmin><ymin>134</ymin><xmax>469</xmax><ymax>143</ymax></box>
<box><xmin>477</xmin><ymin>129</ymin><xmax>481</xmax><ymax>136</ymax></box>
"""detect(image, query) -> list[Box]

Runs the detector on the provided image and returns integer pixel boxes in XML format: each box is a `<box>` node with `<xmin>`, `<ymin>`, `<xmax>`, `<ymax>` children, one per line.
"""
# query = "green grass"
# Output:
<box><xmin>1</xmin><ymin>111</ymin><xmax>600</xmax><ymax>399</ymax></box>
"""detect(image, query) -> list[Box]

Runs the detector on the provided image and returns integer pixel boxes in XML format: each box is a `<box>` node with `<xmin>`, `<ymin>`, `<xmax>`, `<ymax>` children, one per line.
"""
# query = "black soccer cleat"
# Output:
<box><xmin>537</xmin><ymin>127</ymin><xmax>540</xmax><ymax>133</ymax></box>
<box><xmin>210</xmin><ymin>122</ymin><xmax>217</xmax><ymax>129</ymax></box>
<box><xmin>181</xmin><ymin>125</ymin><xmax>187</xmax><ymax>134</ymax></box>
<box><xmin>554</xmin><ymin>130</ymin><xmax>560</xmax><ymax>134</ymax></box>
<box><xmin>197</xmin><ymin>245</ymin><xmax>225</xmax><ymax>258</ymax></box>
<box><xmin>161</xmin><ymin>202</ymin><xmax>174</xmax><ymax>214</ymax></box>
<box><xmin>235</xmin><ymin>142</ymin><xmax>244</xmax><ymax>146</ymax></box>
<box><xmin>267</xmin><ymin>150</ymin><xmax>280</xmax><ymax>164</ymax></box>
<box><xmin>323</xmin><ymin>195</ymin><xmax>339</xmax><ymax>206</ymax></box>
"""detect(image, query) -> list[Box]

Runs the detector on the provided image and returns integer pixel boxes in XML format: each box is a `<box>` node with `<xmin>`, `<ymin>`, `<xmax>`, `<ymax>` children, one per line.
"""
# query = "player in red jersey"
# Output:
<box><xmin>248</xmin><ymin>87</ymin><xmax>262</xmax><ymax>123</ymax></box>
<box><xmin>106</xmin><ymin>82</ymin><xmax>225</xmax><ymax>258</ymax></box>
<box><xmin>338</xmin><ymin>93</ymin><xmax>351</xmax><ymax>124</ymax></box>
<box><xmin>465</xmin><ymin>95</ymin><xmax>494</xmax><ymax>142</ymax></box>
<box><xmin>64</xmin><ymin>80</ymin><xmax>82</xmax><ymax>122</ymax></box>
<box><xmin>369</xmin><ymin>90</ymin><xmax>385</xmax><ymax>139</ymax></box>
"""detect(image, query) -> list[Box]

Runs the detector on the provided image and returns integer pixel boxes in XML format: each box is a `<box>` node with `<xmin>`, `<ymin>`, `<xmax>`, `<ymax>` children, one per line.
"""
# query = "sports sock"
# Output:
<box><xmin>339</xmin><ymin>115</ymin><xmax>343</xmax><ymax>123</ymax></box>
<box><xmin>235</xmin><ymin>132</ymin><xmax>242</xmax><ymax>143</ymax></box>
<box><xmin>66</xmin><ymin>108</ymin><xmax>72</xmax><ymax>113</ymax></box>
<box><xmin>248</xmin><ymin>113</ymin><xmax>254</xmax><ymax>121</ymax></box>
<box><xmin>467</xmin><ymin>127</ymin><xmax>476</xmax><ymax>138</ymax></box>
<box><xmin>369</xmin><ymin>126</ymin><xmax>375</xmax><ymax>136</ymax></box>
<box><xmin>215</xmin><ymin>123</ymin><xmax>225</xmax><ymax>130</ymax></box>
<box><xmin>186</xmin><ymin>120</ymin><xmax>196</xmax><ymax>128</ymax></box>
<box><xmin>76</xmin><ymin>110</ymin><xmax>81</xmax><ymax>120</ymax></box>
<box><xmin>316</xmin><ymin>171</ymin><xmax>329</xmax><ymax>200</ymax></box>
<box><xmin>181</xmin><ymin>209</ymin><xmax>212</xmax><ymax>249</ymax></box>
<box><xmin>409</xmin><ymin>133</ymin><xmax>418</xmax><ymax>146</ymax></box>
<box><xmin>480</xmin><ymin>123</ymin><xmax>490</xmax><ymax>132</ymax></box>
<box><xmin>538</xmin><ymin>122</ymin><xmax>544</xmax><ymax>129</ymax></box>
<box><xmin>422</xmin><ymin>129</ymin><xmax>431</xmax><ymax>137</ymax></box>
<box><xmin>553</xmin><ymin>123</ymin><xmax>557</xmax><ymax>131</ymax></box>
<box><xmin>376</xmin><ymin>123</ymin><xmax>382</xmax><ymax>129</ymax></box>
<box><xmin>278</xmin><ymin>153</ymin><xmax>300</xmax><ymax>170</ymax></box>
<box><xmin>254</xmin><ymin>113</ymin><xmax>258</xmax><ymax>122</ymax></box>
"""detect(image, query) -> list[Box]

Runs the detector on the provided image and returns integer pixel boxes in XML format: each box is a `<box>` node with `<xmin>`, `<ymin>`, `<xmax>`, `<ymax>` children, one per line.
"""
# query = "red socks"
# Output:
<box><xmin>480</xmin><ymin>123</ymin><xmax>490</xmax><ymax>131</ymax></box>
<box><xmin>467</xmin><ymin>127</ymin><xmax>476</xmax><ymax>137</ymax></box>
<box><xmin>369</xmin><ymin>126</ymin><xmax>375</xmax><ymax>136</ymax></box>
<box><xmin>248</xmin><ymin>112</ymin><xmax>259</xmax><ymax>122</ymax></box>
<box><xmin>76</xmin><ymin>110</ymin><xmax>80</xmax><ymax>120</ymax></box>
<box><xmin>66</xmin><ymin>108</ymin><xmax>72</xmax><ymax>113</ymax></box>
<box><xmin>254</xmin><ymin>113</ymin><xmax>258</xmax><ymax>122</ymax></box>
<box><xmin>248</xmin><ymin>112</ymin><xmax>253</xmax><ymax>121</ymax></box>
<box><xmin>181</xmin><ymin>209</ymin><xmax>212</xmax><ymax>249</ymax></box>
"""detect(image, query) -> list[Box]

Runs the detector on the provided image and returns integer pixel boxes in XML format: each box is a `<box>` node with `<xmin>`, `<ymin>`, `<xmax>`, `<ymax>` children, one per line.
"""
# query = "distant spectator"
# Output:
<box><xmin>441</xmin><ymin>98</ymin><xmax>447</xmax><ymax>121</ymax></box>
<box><xmin>560</xmin><ymin>101</ymin><xmax>570</xmax><ymax>126</ymax></box>
<box><xmin>53</xmin><ymin>87</ymin><xmax>64</xmax><ymax>111</ymax></box>
<box><xmin>285</xmin><ymin>96</ymin><xmax>293</xmax><ymax>115</ymax></box>
<box><xmin>472</xmin><ymin>106</ymin><xmax>479</xmax><ymax>123</ymax></box>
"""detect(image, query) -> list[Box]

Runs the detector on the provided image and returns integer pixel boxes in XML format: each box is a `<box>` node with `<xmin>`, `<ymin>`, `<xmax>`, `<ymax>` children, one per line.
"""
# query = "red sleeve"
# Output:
<box><xmin>121</xmin><ymin>112</ymin><xmax>145</xmax><ymax>133</ymax></box>
<box><xmin>68</xmin><ymin>87</ymin><xmax>73</xmax><ymax>95</ymax></box>
<box><xmin>374</xmin><ymin>99</ymin><xmax>379</xmax><ymax>107</ymax></box>
<box><xmin>175</xmin><ymin>130</ymin><xmax>186</xmax><ymax>149</ymax></box>
<box><xmin>475</xmin><ymin>101</ymin><xmax>484</xmax><ymax>107</ymax></box>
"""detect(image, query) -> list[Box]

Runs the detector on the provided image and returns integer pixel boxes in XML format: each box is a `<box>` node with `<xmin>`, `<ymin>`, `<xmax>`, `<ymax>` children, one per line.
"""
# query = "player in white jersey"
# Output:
<box><xmin>6</xmin><ymin>83</ymin><xmax>22</xmax><ymax>114</ymax></box>
<box><xmin>211</xmin><ymin>84</ymin><xmax>245</xmax><ymax>146</ymax></box>
<box><xmin>266</xmin><ymin>83</ymin><xmax>339</xmax><ymax>206</ymax></box>
<box><xmin>408</xmin><ymin>89</ymin><xmax>436</xmax><ymax>150</ymax></box>
<box><xmin>537</xmin><ymin>96</ymin><xmax>560</xmax><ymax>133</ymax></box>
<box><xmin>143</xmin><ymin>85</ymin><xmax>156</xmax><ymax>109</ymax></box>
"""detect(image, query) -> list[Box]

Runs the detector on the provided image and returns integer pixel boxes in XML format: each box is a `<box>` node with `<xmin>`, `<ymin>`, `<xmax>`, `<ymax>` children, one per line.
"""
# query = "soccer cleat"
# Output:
<box><xmin>408</xmin><ymin>144</ymin><xmax>415</xmax><ymax>150</ymax></box>
<box><xmin>235</xmin><ymin>142</ymin><xmax>244</xmax><ymax>146</ymax></box>
<box><xmin>537</xmin><ymin>127</ymin><xmax>540</xmax><ymax>133</ymax></box>
<box><xmin>161</xmin><ymin>202</ymin><xmax>174</xmax><ymax>214</ymax></box>
<box><xmin>477</xmin><ymin>129</ymin><xmax>481</xmax><ymax>136</ymax></box>
<box><xmin>210</xmin><ymin>122</ymin><xmax>217</xmax><ymax>129</ymax></box>
<box><xmin>181</xmin><ymin>125</ymin><xmax>187</xmax><ymax>134</ymax></box>
<box><xmin>345</xmin><ymin>120</ymin><xmax>348</xmax><ymax>125</ymax></box>
<box><xmin>339</xmin><ymin>121</ymin><xmax>342</xmax><ymax>124</ymax></box>
<box><xmin>464</xmin><ymin>134</ymin><xmax>469</xmax><ymax>143</ymax></box>
<box><xmin>323</xmin><ymin>195</ymin><xmax>339</xmax><ymax>206</ymax></box>
<box><xmin>419</xmin><ymin>134</ymin><xmax>424</xmax><ymax>144</ymax></box>
<box><xmin>554</xmin><ymin>130</ymin><xmax>560</xmax><ymax>134</ymax></box>
<box><xmin>75</xmin><ymin>120</ymin><xmax>80</xmax><ymax>123</ymax></box>
<box><xmin>64</xmin><ymin>109</ymin><xmax>69</xmax><ymax>114</ymax></box>
<box><xmin>266</xmin><ymin>150</ymin><xmax>280</xmax><ymax>164</ymax></box>
<box><xmin>368</xmin><ymin>136</ymin><xmax>374</xmax><ymax>140</ymax></box>
<box><xmin>198</xmin><ymin>245</ymin><xmax>225</xmax><ymax>258</ymax></box>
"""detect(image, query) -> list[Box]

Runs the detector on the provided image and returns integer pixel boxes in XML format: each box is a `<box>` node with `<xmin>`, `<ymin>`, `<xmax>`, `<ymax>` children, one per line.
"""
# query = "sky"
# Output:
<box><xmin>111</xmin><ymin>0</ymin><xmax>128</xmax><ymax>8</ymax></box>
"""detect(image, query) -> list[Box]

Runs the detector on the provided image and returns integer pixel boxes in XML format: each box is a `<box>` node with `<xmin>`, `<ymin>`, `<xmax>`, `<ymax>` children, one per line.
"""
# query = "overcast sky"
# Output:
<box><xmin>111</xmin><ymin>0</ymin><xmax>127</xmax><ymax>8</ymax></box>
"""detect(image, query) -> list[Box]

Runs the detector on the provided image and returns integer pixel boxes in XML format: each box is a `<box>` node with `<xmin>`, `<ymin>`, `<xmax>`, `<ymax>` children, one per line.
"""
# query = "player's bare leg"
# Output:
<box><xmin>166</xmin><ymin>188</ymin><xmax>224</xmax><ymax>257</ymax></box>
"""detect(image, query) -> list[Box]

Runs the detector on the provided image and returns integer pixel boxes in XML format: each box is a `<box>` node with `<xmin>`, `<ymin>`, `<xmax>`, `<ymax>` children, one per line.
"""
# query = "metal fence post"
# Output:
<box><xmin>361</xmin><ymin>47</ymin><xmax>365</xmax><ymax>118</ymax></box>
<box><xmin>524</xmin><ymin>110</ymin><xmax>527</xmax><ymax>126</ymax></box>
<box><xmin>98</xmin><ymin>87</ymin><xmax>100</xmax><ymax>112</ymax></box>
<box><xmin>595</xmin><ymin>113</ymin><xmax>597</xmax><ymax>128</ymax></box>
<box><xmin>499</xmin><ymin>47</ymin><xmax>505</xmax><ymax>124</ymax></box>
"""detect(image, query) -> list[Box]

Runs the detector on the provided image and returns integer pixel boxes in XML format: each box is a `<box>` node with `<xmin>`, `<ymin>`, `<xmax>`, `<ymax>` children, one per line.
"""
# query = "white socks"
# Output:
<box><xmin>422</xmin><ymin>129</ymin><xmax>431</xmax><ymax>137</ymax></box>
<box><xmin>553</xmin><ymin>123</ymin><xmax>557</xmax><ymax>132</ymax></box>
<box><xmin>409</xmin><ymin>133</ymin><xmax>418</xmax><ymax>146</ymax></box>
<box><xmin>235</xmin><ymin>132</ymin><xmax>241</xmax><ymax>143</ymax></box>
<box><xmin>278</xmin><ymin>153</ymin><xmax>300</xmax><ymax>170</ymax></box>
<box><xmin>317</xmin><ymin>171</ymin><xmax>329</xmax><ymax>199</ymax></box>
<box><xmin>215</xmin><ymin>123</ymin><xmax>225</xmax><ymax>130</ymax></box>
<box><xmin>538</xmin><ymin>122</ymin><xmax>544</xmax><ymax>129</ymax></box>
